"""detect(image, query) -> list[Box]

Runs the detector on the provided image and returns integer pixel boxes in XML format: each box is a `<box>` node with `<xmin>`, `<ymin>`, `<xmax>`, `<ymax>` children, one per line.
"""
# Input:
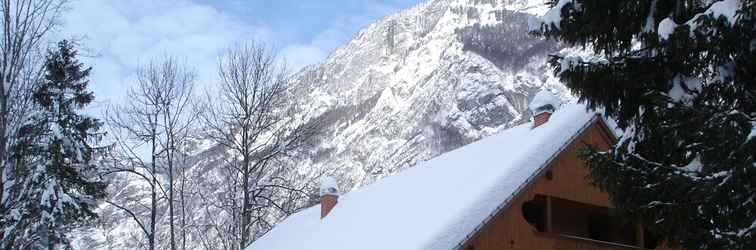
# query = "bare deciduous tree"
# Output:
<box><xmin>154</xmin><ymin>58</ymin><xmax>196</xmax><ymax>250</ymax></box>
<box><xmin>106</xmin><ymin>74</ymin><xmax>164</xmax><ymax>250</ymax></box>
<box><xmin>105</xmin><ymin>57</ymin><xmax>196</xmax><ymax>250</ymax></box>
<box><xmin>199</xmin><ymin>42</ymin><xmax>318</xmax><ymax>249</ymax></box>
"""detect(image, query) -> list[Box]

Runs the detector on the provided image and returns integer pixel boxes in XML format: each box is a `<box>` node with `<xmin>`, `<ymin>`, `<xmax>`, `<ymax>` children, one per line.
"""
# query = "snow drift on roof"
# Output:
<box><xmin>247</xmin><ymin>104</ymin><xmax>598</xmax><ymax>250</ymax></box>
<box><xmin>529</xmin><ymin>90</ymin><xmax>562</xmax><ymax>113</ymax></box>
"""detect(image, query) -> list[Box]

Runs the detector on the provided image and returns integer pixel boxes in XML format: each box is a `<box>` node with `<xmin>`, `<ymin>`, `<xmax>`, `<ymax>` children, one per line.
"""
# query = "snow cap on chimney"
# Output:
<box><xmin>320</xmin><ymin>176</ymin><xmax>339</xmax><ymax>196</ymax></box>
<box><xmin>529</xmin><ymin>90</ymin><xmax>561</xmax><ymax>128</ymax></box>
<box><xmin>320</xmin><ymin>176</ymin><xmax>339</xmax><ymax>219</ymax></box>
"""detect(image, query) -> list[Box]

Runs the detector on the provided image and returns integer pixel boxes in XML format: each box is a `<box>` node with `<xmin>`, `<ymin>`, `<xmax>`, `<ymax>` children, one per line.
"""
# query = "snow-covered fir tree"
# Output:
<box><xmin>4</xmin><ymin>40</ymin><xmax>106</xmax><ymax>249</ymax></box>
<box><xmin>534</xmin><ymin>0</ymin><xmax>755</xmax><ymax>249</ymax></box>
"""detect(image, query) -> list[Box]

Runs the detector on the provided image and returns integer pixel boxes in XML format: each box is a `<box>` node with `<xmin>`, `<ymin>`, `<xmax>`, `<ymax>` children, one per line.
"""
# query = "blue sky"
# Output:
<box><xmin>58</xmin><ymin>0</ymin><xmax>421</xmax><ymax>108</ymax></box>
<box><xmin>196</xmin><ymin>0</ymin><xmax>418</xmax><ymax>47</ymax></box>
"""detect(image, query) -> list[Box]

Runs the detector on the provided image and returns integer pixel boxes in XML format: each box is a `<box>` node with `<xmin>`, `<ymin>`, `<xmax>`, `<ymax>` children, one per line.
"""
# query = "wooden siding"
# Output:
<box><xmin>461</xmin><ymin>120</ymin><xmax>678</xmax><ymax>250</ymax></box>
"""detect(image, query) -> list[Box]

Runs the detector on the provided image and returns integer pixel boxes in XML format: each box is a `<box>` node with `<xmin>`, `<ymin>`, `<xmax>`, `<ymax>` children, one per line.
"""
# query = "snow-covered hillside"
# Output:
<box><xmin>287</xmin><ymin>0</ymin><xmax>569</xmax><ymax>188</ymax></box>
<box><xmin>76</xmin><ymin>0</ymin><xmax>576</xmax><ymax>248</ymax></box>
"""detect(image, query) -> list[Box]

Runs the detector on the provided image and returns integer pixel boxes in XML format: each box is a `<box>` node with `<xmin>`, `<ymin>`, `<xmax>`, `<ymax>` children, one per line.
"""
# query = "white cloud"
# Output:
<box><xmin>58</xmin><ymin>0</ymin><xmax>271</xmax><ymax>106</ymax></box>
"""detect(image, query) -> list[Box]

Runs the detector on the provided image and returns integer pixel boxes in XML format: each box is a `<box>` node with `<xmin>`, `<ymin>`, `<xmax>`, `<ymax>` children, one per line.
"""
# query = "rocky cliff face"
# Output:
<box><xmin>287</xmin><ymin>0</ymin><xmax>570</xmax><ymax>189</ymax></box>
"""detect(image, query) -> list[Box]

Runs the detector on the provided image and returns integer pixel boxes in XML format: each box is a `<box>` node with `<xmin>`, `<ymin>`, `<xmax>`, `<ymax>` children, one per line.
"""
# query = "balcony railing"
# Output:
<box><xmin>536</xmin><ymin>232</ymin><xmax>646</xmax><ymax>250</ymax></box>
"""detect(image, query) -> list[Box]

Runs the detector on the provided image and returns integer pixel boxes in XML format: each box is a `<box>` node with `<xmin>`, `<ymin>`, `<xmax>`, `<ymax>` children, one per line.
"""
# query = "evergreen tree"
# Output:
<box><xmin>7</xmin><ymin>40</ymin><xmax>106</xmax><ymax>249</ymax></box>
<box><xmin>534</xmin><ymin>0</ymin><xmax>755</xmax><ymax>249</ymax></box>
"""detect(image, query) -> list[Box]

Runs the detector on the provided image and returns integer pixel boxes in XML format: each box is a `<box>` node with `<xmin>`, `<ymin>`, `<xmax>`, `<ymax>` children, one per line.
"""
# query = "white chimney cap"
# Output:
<box><xmin>529</xmin><ymin>90</ymin><xmax>561</xmax><ymax>114</ymax></box>
<box><xmin>320</xmin><ymin>176</ymin><xmax>339</xmax><ymax>196</ymax></box>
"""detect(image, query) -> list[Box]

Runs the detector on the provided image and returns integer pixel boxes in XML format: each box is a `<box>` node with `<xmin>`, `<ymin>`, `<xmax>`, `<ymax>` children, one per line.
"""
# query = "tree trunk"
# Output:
<box><xmin>149</xmin><ymin>123</ymin><xmax>157</xmax><ymax>250</ymax></box>
<box><xmin>240</xmin><ymin>162</ymin><xmax>251</xmax><ymax>249</ymax></box>
<box><xmin>0</xmin><ymin>96</ymin><xmax>6</xmax><ymax>209</ymax></box>
<box><xmin>239</xmin><ymin>126</ymin><xmax>251</xmax><ymax>249</ymax></box>
<box><xmin>0</xmin><ymin>7</ymin><xmax>9</xmax><ymax>215</ymax></box>
<box><xmin>46</xmin><ymin>227</ymin><xmax>55</xmax><ymax>250</ymax></box>
<box><xmin>168</xmin><ymin>135</ymin><xmax>175</xmax><ymax>250</ymax></box>
<box><xmin>180</xmin><ymin>173</ymin><xmax>187</xmax><ymax>250</ymax></box>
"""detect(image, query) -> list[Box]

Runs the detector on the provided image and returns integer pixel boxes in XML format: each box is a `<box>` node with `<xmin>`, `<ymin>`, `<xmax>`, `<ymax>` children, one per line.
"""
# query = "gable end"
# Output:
<box><xmin>453</xmin><ymin>115</ymin><xmax>610</xmax><ymax>250</ymax></box>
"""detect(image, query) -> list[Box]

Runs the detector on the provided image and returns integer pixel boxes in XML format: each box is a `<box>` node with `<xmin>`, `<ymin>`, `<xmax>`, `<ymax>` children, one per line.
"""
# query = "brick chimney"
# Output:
<box><xmin>533</xmin><ymin>109</ymin><xmax>553</xmax><ymax>128</ymax></box>
<box><xmin>529</xmin><ymin>90</ymin><xmax>561</xmax><ymax>128</ymax></box>
<box><xmin>320</xmin><ymin>177</ymin><xmax>339</xmax><ymax>219</ymax></box>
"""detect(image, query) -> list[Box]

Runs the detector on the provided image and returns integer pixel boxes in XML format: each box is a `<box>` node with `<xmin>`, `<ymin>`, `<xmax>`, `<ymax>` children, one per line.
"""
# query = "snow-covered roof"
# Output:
<box><xmin>247</xmin><ymin>104</ymin><xmax>600</xmax><ymax>250</ymax></box>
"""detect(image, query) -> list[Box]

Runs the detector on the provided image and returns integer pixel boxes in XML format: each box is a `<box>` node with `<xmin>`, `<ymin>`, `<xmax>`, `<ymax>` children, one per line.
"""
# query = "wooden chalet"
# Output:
<box><xmin>246</xmin><ymin>91</ymin><xmax>678</xmax><ymax>250</ymax></box>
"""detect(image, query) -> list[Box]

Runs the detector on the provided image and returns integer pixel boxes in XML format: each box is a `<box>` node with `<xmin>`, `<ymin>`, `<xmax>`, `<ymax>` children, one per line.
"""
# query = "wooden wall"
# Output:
<box><xmin>460</xmin><ymin>120</ymin><xmax>678</xmax><ymax>250</ymax></box>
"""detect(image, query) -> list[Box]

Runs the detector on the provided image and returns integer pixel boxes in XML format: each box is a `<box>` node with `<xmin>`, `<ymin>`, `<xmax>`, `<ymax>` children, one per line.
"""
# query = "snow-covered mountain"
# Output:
<box><xmin>76</xmin><ymin>0</ymin><xmax>576</xmax><ymax>248</ymax></box>
<box><xmin>286</xmin><ymin>0</ymin><xmax>569</xmax><ymax>188</ymax></box>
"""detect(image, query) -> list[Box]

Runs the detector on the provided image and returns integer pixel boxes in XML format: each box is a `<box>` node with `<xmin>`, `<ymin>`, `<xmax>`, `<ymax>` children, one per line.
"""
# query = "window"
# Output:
<box><xmin>522</xmin><ymin>195</ymin><xmax>546</xmax><ymax>232</ymax></box>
